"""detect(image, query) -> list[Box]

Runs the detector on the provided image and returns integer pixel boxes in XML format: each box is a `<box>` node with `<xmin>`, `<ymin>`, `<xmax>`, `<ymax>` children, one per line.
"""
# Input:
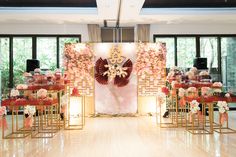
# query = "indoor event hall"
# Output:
<box><xmin>1</xmin><ymin>0</ymin><xmax>236</xmax><ymax>157</ymax></box>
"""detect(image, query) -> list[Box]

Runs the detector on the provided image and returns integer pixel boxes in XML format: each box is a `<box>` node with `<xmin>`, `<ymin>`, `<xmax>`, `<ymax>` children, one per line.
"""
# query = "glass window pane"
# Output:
<box><xmin>13</xmin><ymin>37</ymin><xmax>32</xmax><ymax>85</ymax></box>
<box><xmin>177</xmin><ymin>37</ymin><xmax>196</xmax><ymax>68</ymax></box>
<box><xmin>37</xmin><ymin>37</ymin><xmax>57</xmax><ymax>70</ymax></box>
<box><xmin>59</xmin><ymin>37</ymin><xmax>79</xmax><ymax>69</ymax></box>
<box><xmin>200</xmin><ymin>37</ymin><xmax>218</xmax><ymax>68</ymax></box>
<box><xmin>221</xmin><ymin>37</ymin><xmax>236</xmax><ymax>94</ymax></box>
<box><xmin>0</xmin><ymin>38</ymin><xmax>10</xmax><ymax>99</ymax></box>
<box><xmin>155</xmin><ymin>37</ymin><xmax>175</xmax><ymax>68</ymax></box>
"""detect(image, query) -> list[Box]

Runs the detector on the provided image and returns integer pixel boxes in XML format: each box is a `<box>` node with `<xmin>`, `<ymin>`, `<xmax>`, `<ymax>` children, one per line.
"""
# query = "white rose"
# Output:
<box><xmin>219</xmin><ymin>108</ymin><xmax>225</xmax><ymax>113</ymax></box>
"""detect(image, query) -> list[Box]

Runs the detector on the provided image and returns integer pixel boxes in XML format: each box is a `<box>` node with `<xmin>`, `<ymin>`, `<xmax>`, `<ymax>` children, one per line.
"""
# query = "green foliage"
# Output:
<box><xmin>0</xmin><ymin>38</ymin><xmax>10</xmax><ymax>97</ymax></box>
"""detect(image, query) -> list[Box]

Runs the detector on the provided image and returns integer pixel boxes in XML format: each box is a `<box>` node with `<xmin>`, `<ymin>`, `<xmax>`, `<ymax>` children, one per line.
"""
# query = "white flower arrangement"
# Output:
<box><xmin>16</xmin><ymin>84</ymin><xmax>28</xmax><ymax>90</ymax></box>
<box><xmin>217</xmin><ymin>101</ymin><xmax>229</xmax><ymax>114</ymax></box>
<box><xmin>24</xmin><ymin>105</ymin><xmax>36</xmax><ymax>116</ymax></box>
<box><xmin>189</xmin><ymin>100</ymin><xmax>200</xmax><ymax>114</ymax></box>
<box><xmin>212</xmin><ymin>82</ymin><xmax>223</xmax><ymax>87</ymax></box>
<box><xmin>199</xmin><ymin>71</ymin><xmax>209</xmax><ymax>76</ymax></box>
<box><xmin>37</xmin><ymin>88</ymin><xmax>48</xmax><ymax>99</ymax></box>
<box><xmin>178</xmin><ymin>88</ymin><xmax>186</xmax><ymax>97</ymax></box>
<box><xmin>10</xmin><ymin>89</ymin><xmax>19</xmax><ymax>97</ymax></box>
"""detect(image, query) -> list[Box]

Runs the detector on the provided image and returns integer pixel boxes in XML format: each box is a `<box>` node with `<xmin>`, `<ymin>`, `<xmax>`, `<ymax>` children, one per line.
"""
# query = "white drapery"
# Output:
<box><xmin>136</xmin><ymin>24</ymin><xmax>150</xmax><ymax>42</ymax></box>
<box><xmin>87</xmin><ymin>24</ymin><xmax>102</xmax><ymax>42</ymax></box>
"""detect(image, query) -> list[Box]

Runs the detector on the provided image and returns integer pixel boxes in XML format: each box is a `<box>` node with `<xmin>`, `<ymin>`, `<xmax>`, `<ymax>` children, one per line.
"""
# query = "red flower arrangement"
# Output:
<box><xmin>161</xmin><ymin>87</ymin><xmax>169</xmax><ymax>95</ymax></box>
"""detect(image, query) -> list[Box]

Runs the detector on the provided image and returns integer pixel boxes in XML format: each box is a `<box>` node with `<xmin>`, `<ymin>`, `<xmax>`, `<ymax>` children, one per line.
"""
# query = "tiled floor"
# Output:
<box><xmin>1</xmin><ymin>114</ymin><xmax>236</xmax><ymax>157</ymax></box>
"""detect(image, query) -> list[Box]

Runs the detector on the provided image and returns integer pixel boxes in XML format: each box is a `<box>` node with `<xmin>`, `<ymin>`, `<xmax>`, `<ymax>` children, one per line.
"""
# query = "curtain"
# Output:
<box><xmin>87</xmin><ymin>24</ymin><xmax>101</xmax><ymax>42</ymax></box>
<box><xmin>136</xmin><ymin>24</ymin><xmax>150</xmax><ymax>42</ymax></box>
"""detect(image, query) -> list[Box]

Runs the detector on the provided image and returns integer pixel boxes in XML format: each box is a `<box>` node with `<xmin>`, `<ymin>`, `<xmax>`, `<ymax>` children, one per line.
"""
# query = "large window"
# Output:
<box><xmin>221</xmin><ymin>37</ymin><xmax>236</xmax><ymax>93</ymax></box>
<box><xmin>155</xmin><ymin>37</ymin><xmax>175</xmax><ymax>68</ymax></box>
<box><xmin>13</xmin><ymin>37</ymin><xmax>32</xmax><ymax>85</ymax></box>
<box><xmin>0</xmin><ymin>38</ymin><xmax>9</xmax><ymax>98</ymax></box>
<box><xmin>200</xmin><ymin>37</ymin><xmax>218</xmax><ymax>68</ymax></box>
<box><xmin>177</xmin><ymin>37</ymin><xmax>196</xmax><ymax>68</ymax></box>
<box><xmin>37</xmin><ymin>37</ymin><xmax>57</xmax><ymax>70</ymax></box>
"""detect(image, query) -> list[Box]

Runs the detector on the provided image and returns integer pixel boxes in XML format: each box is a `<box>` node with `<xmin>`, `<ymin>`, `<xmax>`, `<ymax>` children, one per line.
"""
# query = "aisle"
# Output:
<box><xmin>1</xmin><ymin>116</ymin><xmax>236</xmax><ymax>157</ymax></box>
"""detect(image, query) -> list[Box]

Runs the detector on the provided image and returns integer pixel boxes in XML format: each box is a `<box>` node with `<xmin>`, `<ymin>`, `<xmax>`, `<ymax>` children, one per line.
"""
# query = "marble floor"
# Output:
<box><xmin>1</xmin><ymin>115</ymin><xmax>236</xmax><ymax>157</ymax></box>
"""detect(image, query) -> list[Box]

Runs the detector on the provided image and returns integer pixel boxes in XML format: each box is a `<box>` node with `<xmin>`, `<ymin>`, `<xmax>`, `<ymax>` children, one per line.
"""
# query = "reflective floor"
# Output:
<box><xmin>1</xmin><ymin>114</ymin><xmax>236</xmax><ymax>157</ymax></box>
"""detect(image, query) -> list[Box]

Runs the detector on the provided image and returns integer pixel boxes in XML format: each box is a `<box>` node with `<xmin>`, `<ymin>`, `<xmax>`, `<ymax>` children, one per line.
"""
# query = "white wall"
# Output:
<box><xmin>150</xmin><ymin>24</ymin><xmax>236</xmax><ymax>42</ymax></box>
<box><xmin>0</xmin><ymin>24</ymin><xmax>89</xmax><ymax>42</ymax></box>
<box><xmin>1</xmin><ymin>23</ymin><xmax>236</xmax><ymax>43</ymax></box>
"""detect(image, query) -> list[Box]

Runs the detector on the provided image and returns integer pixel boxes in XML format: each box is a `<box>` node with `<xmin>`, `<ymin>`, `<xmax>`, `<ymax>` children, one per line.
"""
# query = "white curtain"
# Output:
<box><xmin>87</xmin><ymin>24</ymin><xmax>102</xmax><ymax>42</ymax></box>
<box><xmin>136</xmin><ymin>24</ymin><xmax>150</xmax><ymax>42</ymax></box>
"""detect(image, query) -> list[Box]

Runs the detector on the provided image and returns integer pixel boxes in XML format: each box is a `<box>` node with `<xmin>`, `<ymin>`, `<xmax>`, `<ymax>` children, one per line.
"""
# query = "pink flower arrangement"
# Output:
<box><xmin>134</xmin><ymin>42</ymin><xmax>166</xmax><ymax>78</ymax></box>
<box><xmin>178</xmin><ymin>88</ymin><xmax>186</xmax><ymax>97</ymax></box>
<box><xmin>16</xmin><ymin>84</ymin><xmax>28</xmax><ymax>90</ymax></box>
<box><xmin>212</xmin><ymin>82</ymin><xmax>223</xmax><ymax>87</ymax></box>
<box><xmin>37</xmin><ymin>89</ymin><xmax>47</xmax><ymax>99</ymax></box>
<box><xmin>34</xmin><ymin>68</ymin><xmax>41</xmax><ymax>75</ymax></box>
<box><xmin>186</xmin><ymin>71</ymin><xmax>195</xmax><ymax>80</ymax></box>
<box><xmin>167</xmin><ymin>66</ymin><xmax>182</xmax><ymax>81</ymax></box>
<box><xmin>201</xmin><ymin>87</ymin><xmax>212</xmax><ymax>97</ymax></box>
<box><xmin>64</xmin><ymin>43</ymin><xmax>94</xmax><ymax>86</ymax></box>
<box><xmin>190</xmin><ymin>67</ymin><xmax>198</xmax><ymax>75</ymax></box>
<box><xmin>0</xmin><ymin>106</ymin><xmax>6</xmax><ymax>116</ymax></box>
<box><xmin>225</xmin><ymin>93</ymin><xmax>231</xmax><ymax>98</ymax></box>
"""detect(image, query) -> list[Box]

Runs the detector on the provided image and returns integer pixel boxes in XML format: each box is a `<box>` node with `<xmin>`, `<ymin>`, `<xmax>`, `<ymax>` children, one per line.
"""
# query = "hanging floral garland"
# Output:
<box><xmin>64</xmin><ymin>43</ymin><xmax>94</xmax><ymax>85</ymax></box>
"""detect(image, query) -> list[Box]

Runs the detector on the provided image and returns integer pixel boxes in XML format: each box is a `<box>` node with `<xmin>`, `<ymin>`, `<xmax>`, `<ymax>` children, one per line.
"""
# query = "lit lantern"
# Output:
<box><xmin>65</xmin><ymin>87</ymin><xmax>84</xmax><ymax>129</ymax></box>
<box><xmin>70</xmin><ymin>87</ymin><xmax>81</xmax><ymax>117</ymax></box>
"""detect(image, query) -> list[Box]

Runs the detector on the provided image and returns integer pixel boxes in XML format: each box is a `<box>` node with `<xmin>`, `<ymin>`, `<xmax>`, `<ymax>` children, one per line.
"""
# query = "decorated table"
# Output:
<box><xmin>1</xmin><ymin>98</ymin><xmax>59</xmax><ymax>138</ymax></box>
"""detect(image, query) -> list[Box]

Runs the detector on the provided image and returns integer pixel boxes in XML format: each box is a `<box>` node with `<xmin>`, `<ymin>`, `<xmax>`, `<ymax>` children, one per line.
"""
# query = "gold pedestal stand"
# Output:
<box><xmin>2</xmin><ymin>106</ymin><xmax>31</xmax><ymax>139</ymax></box>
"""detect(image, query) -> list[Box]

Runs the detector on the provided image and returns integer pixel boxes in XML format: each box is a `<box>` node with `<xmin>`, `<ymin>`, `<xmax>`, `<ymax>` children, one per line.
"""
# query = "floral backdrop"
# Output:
<box><xmin>135</xmin><ymin>42</ymin><xmax>167</xmax><ymax>96</ymax></box>
<box><xmin>64</xmin><ymin>43</ymin><xmax>166</xmax><ymax>114</ymax></box>
<box><xmin>64</xmin><ymin>43</ymin><xmax>94</xmax><ymax>96</ymax></box>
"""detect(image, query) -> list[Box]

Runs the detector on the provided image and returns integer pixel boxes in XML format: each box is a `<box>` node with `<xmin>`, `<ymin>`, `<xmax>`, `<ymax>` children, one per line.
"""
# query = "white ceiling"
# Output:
<box><xmin>0</xmin><ymin>0</ymin><xmax>236</xmax><ymax>26</ymax></box>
